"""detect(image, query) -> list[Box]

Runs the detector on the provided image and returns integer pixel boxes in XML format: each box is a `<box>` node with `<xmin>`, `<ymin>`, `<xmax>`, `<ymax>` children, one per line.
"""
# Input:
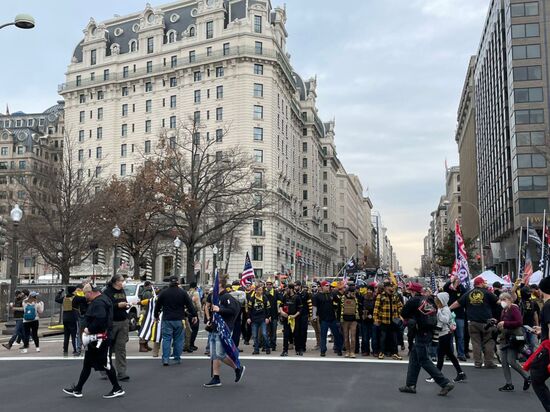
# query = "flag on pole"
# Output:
<box><xmin>544</xmin><ymin>226</ymin><xmax>550</xmax><ymax>278</ymax></box>
<box><xmin>430</xmin><ymin>272</ymin><xmax>437</xmax><ymax>292</ymax></box>
<box><xmin>240</xmin><ymin>252</ymin><xmax>255</xmax><ymax>288</ymax></box>
<box><xmin>523</xmin><ymin>248</ymin><xmax>534</xmax><ymax>285</ymax></box>
<box><xmin>389</xmin><ymin>271</ymin><xmax>398</xmax><ymax>287</ymax></box>
<box><xmin>453</xmin><ymin>220</ymin><xmax>472</xmax><ymax>289</ymax></box>
<box><xmin>212</xmin><ymin>269</ymin><xmax>241</xmax><ymax>369</ymax></box>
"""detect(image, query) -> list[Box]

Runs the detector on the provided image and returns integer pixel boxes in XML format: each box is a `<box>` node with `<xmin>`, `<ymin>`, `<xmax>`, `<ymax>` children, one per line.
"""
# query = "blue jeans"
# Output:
<box><xmin>8</xmin><ymin>319</ymin><xmax>25</xmax><ymax>346</ymax></box>
<box><xmin>372</xmin><ymin>324</ymin><xmax>380</xmax><ymax>354</ymax></box>
<box><xmin>406</xmin><ymin>332</ymin><xmax>450</xmax><ymax>388</ymax></box>
<box><xmin>161</xmin><ymin>320</ymin><xmax>184</xmax><ymax>363</ymax></box>
<box><xmin>251</xmin><ymin>320</ymin><xmax>268</xmax><ymax>352</ymax></box>
<box><xmin>361</xmin><ymin>322</ymin><xmax>373</xmax><ymax>354</ymax></box>
<box><xmin>454</xmin><ymin>318</ymin><xmax>465</xmax><ymax>357</ymax></box>
<box><xmin>320</xmin><ymin>320</ymin><xmax>343</xmax><ymax>354</ymax></box>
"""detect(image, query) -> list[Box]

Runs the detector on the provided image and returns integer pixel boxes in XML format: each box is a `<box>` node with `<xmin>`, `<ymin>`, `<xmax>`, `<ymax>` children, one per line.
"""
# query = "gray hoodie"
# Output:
<box><xmin>436</xmin><ymin>292</ymin><xmax>452</xmax><ymax>337</ymax></box>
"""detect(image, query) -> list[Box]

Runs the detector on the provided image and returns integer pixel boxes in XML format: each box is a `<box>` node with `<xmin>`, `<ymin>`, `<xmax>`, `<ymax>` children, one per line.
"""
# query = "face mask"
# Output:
<box><xmin>500</xmin><ymin>301</ymin><xmax>508</xmax><ymax>309</ymax></box>
<box><xmin>122</xmin><ymin>281</ymin><xmax>127</xmax><ymax>288</ymax></box>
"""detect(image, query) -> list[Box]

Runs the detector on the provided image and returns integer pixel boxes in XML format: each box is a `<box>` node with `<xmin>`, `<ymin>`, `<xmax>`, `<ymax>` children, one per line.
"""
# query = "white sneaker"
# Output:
<box><xmin>20</xmin><ymin>348</ymin><xmax>28</xmax><ymax>354</ymax></box>
<box><xmin>425</xmin><ymin>378</ymin><xmax>435</xmax><ymax>383</ymax></box>
<box><xmin>36</xmin><ymin>347</ymin><xmax>41</xmax><ymax>353</ymax></box>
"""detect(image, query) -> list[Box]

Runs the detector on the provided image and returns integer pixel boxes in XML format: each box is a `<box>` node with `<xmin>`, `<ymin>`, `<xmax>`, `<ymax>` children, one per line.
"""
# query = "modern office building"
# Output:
<box><xmin>59</xmin><ymin>0</ymin><xmax>395</xmax><ymax>281</ymax></box>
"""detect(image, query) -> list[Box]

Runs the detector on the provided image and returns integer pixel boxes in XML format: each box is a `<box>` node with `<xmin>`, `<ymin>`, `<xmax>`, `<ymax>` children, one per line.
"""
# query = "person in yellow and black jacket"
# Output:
<box><xmin>265</xmin><ymin>278</ymin><xmax>281</xmax><ymax>351</ymax></box>
<box><xmin>247</xmin><ymin>285</ymin><xmax>271</xmax><ymax>355</ymax></box>
<box><xmin>280</xmin><ymin>283</ymin><xmax>302</xmax><ymax>356</ymax></box>
<box><xmin>373</xmin><ymin>280</ymin><xmax>403</xmax><ymax>360</ymax></box>
<box><xmin>340</xmin><ymin>285</ymin><xmax>360</xmax><ymax>358</ymax></box>
<box><xmin>294</xmin><ymin>281</ymin><xmax>312</xmax><ymax>354</ymax></box>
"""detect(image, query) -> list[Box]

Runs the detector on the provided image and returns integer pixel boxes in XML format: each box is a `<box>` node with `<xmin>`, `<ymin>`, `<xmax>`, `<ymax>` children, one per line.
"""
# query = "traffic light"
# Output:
<box><xmin>0</xmin><ymin>216</ymin><xmax>7</xmax><ymax>247</ymax></box>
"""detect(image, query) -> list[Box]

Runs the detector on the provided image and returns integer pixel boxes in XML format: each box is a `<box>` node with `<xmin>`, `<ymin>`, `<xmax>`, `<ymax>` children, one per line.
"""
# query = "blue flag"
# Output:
<box><xmin>212</xmin><ymin>269</ymin><xmax>241</xmax><ymax>369</ymax></box>
<box><xmin>430</xmin><ymin>272</ymin><xmax>437</xmax><ymax>293</ymax></box>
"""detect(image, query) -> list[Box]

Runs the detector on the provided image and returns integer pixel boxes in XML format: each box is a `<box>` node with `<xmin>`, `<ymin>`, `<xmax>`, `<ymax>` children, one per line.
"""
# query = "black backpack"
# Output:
<box><xmin>416</xmin><ymin>296</ymin><xmax>438</xmax><ymax>331</ymax></box>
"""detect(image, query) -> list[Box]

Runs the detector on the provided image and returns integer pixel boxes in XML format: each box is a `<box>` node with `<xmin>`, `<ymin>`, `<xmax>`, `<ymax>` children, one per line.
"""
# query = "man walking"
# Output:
<box><xmin>154</xmin><ymin>276</ymin><xmax>197</xmax><ymax>366</ymax></box>
<box><xmin>450</xmin><ymin>276</ymin><xmax>499</xmax><ymax>368</ymax></box>
<box><xmin>63</xmin><ymin>284</ymin><xmax>124</xmax><ymax>399</ymax></box>
<box><xmin>295</xmin><ymin>281</ymin><xmax>312</xmax><ymax>354</ymax></box>
<box><xmin>399</xmin><ymin>282</ymin><xmax>454</xmax><ymax>396</ymax></box>
<box><xmin>2</xmin><ymin>289</ymin><xmax>28</xmax><ymax>350</ymax></box>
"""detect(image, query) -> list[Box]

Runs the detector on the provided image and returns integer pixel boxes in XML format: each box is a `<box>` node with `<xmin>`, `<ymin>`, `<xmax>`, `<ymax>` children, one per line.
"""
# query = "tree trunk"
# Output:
<box><xmin>186</xmin><ymin>244</ymin><xmax>195</xmax><ymax>284</ymax></box>
<box><xmin>132</xmin><ymin>252</ymin><xmax>141</xmax><ymax>280</ymax></box>
<box><xmin>61</xmin><ymin>265</ymin><xmax>70</xmax><ymax>285</ymax></box>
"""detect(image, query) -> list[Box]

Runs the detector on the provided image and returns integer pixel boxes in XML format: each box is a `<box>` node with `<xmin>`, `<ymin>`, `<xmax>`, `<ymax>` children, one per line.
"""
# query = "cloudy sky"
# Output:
<box><xmin>0</xmin><ymin>0</ymin><xmax>489</xmax><ymax>274</ymax></box>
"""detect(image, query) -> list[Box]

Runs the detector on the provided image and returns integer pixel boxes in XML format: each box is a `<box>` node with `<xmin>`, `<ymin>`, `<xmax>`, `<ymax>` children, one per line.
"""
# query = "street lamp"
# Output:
<box><xmin>173</xmin><ymin>236</ymin><xmax>182</xmax><ymax>277</ymax></box>
<box><xmin>0</xmin><ymin>14</ymin><xmax>36</xmax><ymax>31</ymax></box>
<box><xmin>112</xmin><ymin>225</ymin><xmax>121</xmax><ymax>276</ymax></box>
<box><xmin>9</xmin><ymin>204</ymin><xmax>23</xmax><ymax>303</ymax></box>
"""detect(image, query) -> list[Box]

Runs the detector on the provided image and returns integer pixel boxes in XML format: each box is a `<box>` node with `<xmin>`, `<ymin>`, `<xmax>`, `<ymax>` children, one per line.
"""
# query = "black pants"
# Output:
<box><xmin>282</xmin><ymin>321</ymin><xmax>297</xmax><ymax>352</ymax></box>
<box><xmin>63</xmin><ymin>321</ymin><xmax>77</xmax><ymax>353</ymax></box>
<box><xmin>380</xmin><ymin>323</ymin><xmax>397</xmax><ymax>355</ymax></box>
<box><xmin>189</xmin><ymin>317</ymin><xmax>199</xmax><ymax>348</ymax></box>
<box><xmin>75</xmin><ymin>341</ymin><xmax>121</xmax><ymax>392</ymax></box>
<box><xmin>406</xmin><ymin>333</ymin><xmax>450</xmax><ymax>388</ymax></box>
<box><xmin>530</xmin><ymin>348</ymin><xmax>550</xmax><ymax>411</ymax></box>
<box><xmin>23</xmin><ymin>321</ymin><xmax>39</xmax><ymax>349</ymax></box>
<box><xmin>232</xmin><ymin>312</ymin><xmax>242</xmax><ymax>348</ymax></box>
<box><xmin>296</xmin><ymin>316</ymin><xmax>308</xmax><ymax>352</ymax></box>
<box><xmin>437</xmin><ymin>333</ymin><xmax>462</xmax><ymax>375</ymax></box>
<box><xmin>242</xmin><ymin>312</ymin><xmax>251</xmax><ymax>343</ymax></box>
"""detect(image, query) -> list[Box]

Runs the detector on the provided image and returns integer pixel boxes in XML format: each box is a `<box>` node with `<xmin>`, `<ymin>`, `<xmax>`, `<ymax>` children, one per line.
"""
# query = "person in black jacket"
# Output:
<box><xmin>399</xmin><ymin>282</ymin><xmax>454</xmax><ymax>396</ymax></box>
<box><xmin>103</xmin><ymin>274</ymin><xmax>130</xmax><ymax>381</ymax></box>
<box><xmin>154</xmin><ymin>276</ymin><xmax>198</xmax><ymax>366</ymax></box>
<box><xmin>63</xmin><ymin>284</ymin><xmax>125</xmax><ymax>399</ymax></box>
<box><xmin>55</xmin><ymin>286</ymin><xmax>79</xmax><ymax>356</ymax></box>
<box><xmin>247</xmin><ymin>285</ymin><xmax>271</xmax><ymax>355</ymax></box>
<box><xmin>360</xmin><ymin>286</ymin><xmax>376</xmax><ymax>356</ymax></box>
<box><xmin>280</xmin><ymin>283</ymin><xmax>303</xmax><ymax>356</ymax></box>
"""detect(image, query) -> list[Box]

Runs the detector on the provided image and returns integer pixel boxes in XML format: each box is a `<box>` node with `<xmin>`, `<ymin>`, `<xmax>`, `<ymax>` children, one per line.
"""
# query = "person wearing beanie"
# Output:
<box><xmin>55</xmin><ymin>286</ymin><xmax>80</xmax><ymax>356</ymax></box>
<box><xmin>450</xmin><ymin>276</ymin><xmax>499</xmax><ymax>368</ymax></box>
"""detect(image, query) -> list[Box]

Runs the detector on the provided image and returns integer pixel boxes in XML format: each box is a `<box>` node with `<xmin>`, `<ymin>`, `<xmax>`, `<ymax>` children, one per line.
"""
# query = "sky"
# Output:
<box><xmin>0</xmin><ymin>0</ymin><xmax>489</xmax><ymax>274</ymax></box>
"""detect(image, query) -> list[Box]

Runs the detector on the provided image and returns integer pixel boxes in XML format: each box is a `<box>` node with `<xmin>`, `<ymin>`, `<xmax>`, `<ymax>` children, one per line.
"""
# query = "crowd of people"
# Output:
<box><xmin>2</xmin><ymin>272</ymin><xmax>549</xmax><ymax>409</ymax></box>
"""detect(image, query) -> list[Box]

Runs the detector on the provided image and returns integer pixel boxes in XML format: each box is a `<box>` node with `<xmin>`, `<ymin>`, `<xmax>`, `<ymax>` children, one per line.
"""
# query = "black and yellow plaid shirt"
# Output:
<box><xmin>373</xmin><ymin>292</ymin><xmax>403</xmax><ymax>325</ymax></box>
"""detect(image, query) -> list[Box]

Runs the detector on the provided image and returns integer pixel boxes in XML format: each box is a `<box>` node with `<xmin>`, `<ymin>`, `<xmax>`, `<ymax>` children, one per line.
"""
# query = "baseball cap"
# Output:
<box><xmin>320</xmin><ymin>280</ymin><xmax>329</xmax><ymax>287</ymax></box>
<box><xmin>29</xmin><ymin>291</ymin><xmax>39</xmax><ymax>298</ymax></box>
<box><xmin>492</xmin><ymin>281</ymin><xmax>503</xmax><ymax>289</ymax></box>
<box><xmin>539</xmin><ymin>277</ymin><xmax>550</xmax><ymax>294</ymax></box>
<box><xmin>474</xmin><ymin>277</ymin><xmax>485</xmax><ymax>287</ymax></box>
<box><xmin>407</xmin><ymin>282</ymin><xmax>423</xmax><ymax>294</ymax></box>
<box><xmin>168</xmin><ymin>275</ymin><xmax>179</xmax><ymax>285</ymax></box>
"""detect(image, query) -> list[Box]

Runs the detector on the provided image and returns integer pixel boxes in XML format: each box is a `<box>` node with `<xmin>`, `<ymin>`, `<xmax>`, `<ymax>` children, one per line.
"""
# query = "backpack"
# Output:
<box><xmin>24</xmin><ymin>304</ymin><xmax>36</xmax><ymax>321</ymax></box>
<box><xmin>342</xmin><ymin>297</ymin><xmax>356</xmax><ymax>316</ymax></box>
<box><xmin>62</xmin><ymin>296</ymin><xmax>74</xmax><ymax>312</ymax></box>
<box><xmin>416</xmin><ymin>296</ymin><xmax>437</xmax><ymax>330</ymax></box>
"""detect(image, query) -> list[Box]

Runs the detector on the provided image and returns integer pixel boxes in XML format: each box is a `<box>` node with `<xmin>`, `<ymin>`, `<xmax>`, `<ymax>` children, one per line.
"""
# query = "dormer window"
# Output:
<box><xmin>129</xmin><ymin>39</ymin><xmax>138</xmax><ymax>52</ymax></box>
<box><xmin>189</xmin><ymin>26</ymin><xmax>196</xmax><ymax>37</ymax></box>
<box><xmin>167</xmin><ymin>31</ymin><xmax>176</xmax><ymax>43</ymax></box>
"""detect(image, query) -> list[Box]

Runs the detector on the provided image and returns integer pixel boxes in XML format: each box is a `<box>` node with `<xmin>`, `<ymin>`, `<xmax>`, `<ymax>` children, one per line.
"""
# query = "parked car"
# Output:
<box><xmin>124</xmin><ymin>281</ymin><xmax>156</xmax><ymax>331</ymax></box>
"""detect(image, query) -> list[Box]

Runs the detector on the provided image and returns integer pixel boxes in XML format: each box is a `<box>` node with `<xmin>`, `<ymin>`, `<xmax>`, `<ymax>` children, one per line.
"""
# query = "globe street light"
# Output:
<box><xmin>9</xmin><ymin>204</ymin><xmax>23</xmax><ymax>303</ymax></box>
<box><xmin>112</xmin><ymin>225</ymin><xmax>121</xmax><ymax>276</ymax></box>
<box><xmin>173</xmin><ymin>236</ymin><xmax>182</xmax><ymax>277</ymax></box>
<box><xmin>0</xmin><ymin>14</ymin><xmax>36</xmax><ymax>31</ymax></box>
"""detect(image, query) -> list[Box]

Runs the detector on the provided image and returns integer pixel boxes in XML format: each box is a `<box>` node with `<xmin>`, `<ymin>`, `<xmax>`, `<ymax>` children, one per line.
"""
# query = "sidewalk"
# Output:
<box><xmin>0</xmin><ymin>321</ymin><xmax>63</xmax><ymax>343</ymax></box>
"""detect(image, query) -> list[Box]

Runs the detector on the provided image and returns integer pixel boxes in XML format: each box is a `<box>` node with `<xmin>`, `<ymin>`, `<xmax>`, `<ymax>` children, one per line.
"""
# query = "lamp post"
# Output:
<box><xmin>0</xmin><ymin>14</ymin><xmax>35</xmax><ymax>31</ymax></box>
<box><xmin>9</xmin><ymin>204</ymin><xmax>23</xmax><ymax>303</ymax></box>
<box><xmin>112</xmin><ymin>225</ymin><xmax>121</xmax><ymax>276</ymax></box>
<box><xmin>173</xmin><ymin>236</ymin><xmax>182</xmax><ymax>277</ymax></box>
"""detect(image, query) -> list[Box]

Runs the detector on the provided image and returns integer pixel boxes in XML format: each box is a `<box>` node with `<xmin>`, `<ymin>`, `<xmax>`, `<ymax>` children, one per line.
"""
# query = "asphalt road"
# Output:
<box><xmin>0</xmin><ymin>358</ymin><xmax>542</xmax><ymax>411</ymax></box>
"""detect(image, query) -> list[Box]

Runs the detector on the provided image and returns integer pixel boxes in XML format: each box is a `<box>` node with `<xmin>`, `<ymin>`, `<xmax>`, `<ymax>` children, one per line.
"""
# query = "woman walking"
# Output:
<box><xmin>497</xmin><ymin>292</ymin><xmax>531</xmax><ymax>392</ymax></box>
<box><xmin>22</xmin><ymin>291</ymin><xmax>44</xmax><ymax>353</ymax></box>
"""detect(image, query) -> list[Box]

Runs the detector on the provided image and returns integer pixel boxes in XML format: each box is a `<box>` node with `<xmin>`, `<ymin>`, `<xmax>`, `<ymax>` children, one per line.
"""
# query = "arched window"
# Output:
<box><xmin>129</xmin><ymin>39</ymin><xmax>137</xmax><ymax>52</ymax></box>
<box><xmin>168</xmin><ymin>31</ymin><xmax>175</xmax><ymax>43</ymax></box>
<box><xmin>189</xmin><ymin>26</ymin><xmax>196</xmax><ymax>37</ymax></box>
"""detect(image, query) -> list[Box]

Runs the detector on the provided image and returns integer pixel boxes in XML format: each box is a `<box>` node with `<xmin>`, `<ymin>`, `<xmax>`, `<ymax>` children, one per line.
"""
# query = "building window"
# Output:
<box><xmin>206</xmin><ymin>21</ymin><xmax>213</xmax><ymax>39</ymax></box>
<box><xmin>168</xmin><ymin>31</ymin><xmax>176</xmax><ymax>43</ymax></box>
<box><xmin>120</xmin><ymin>144</ymin><xmax>127</xmax><ymax>157</ymax></box>
<box><xmin>145</xmin><ymin>99</ymin><xmax>152</xmax><ymax>113</ymax></box>
<box><xmin>302</xmin><ymin>142</ymin><xmax>308</xmax><ymax>152</ymax></box>
<box><xmin>103</xmin><ymin>69</ymin><xmax>109</xmax><ymax>80</ymax></box>
<box><xmin>253</xmin><ymin>127</ymin><xmax>263</xmax><ymax>141</ymax></box>
<box><xmin>170</xmin><ymin>77</ymin><xmax>177</xmax><ymax>87</ymax></box>
<box><xmin>254</xmin><ymin>83</ymin><xmax>263</xmax><ymax>98</ymax></box>
<box><xmin>145</xmin><ymin>120</ymin><xmax>152</xmax><ymax>133</ymax></box>
<box><xmin>189</xmin><ymin>50</ymin><xmax>196</xmax><ymax>63</ymax></box>
<box><xmin>253</xmin><ymin>219</ymin><xmax>263</xmax><ymax>236</ymax></box>
<box><xmin>254</xmin><ymin>149</ymin><xmax>263</xmax><ymax>163</ymax></box>
<box><xmin>147</xmin><ymin>37</ymin><xmax>154</xmax><ymax>54</ymax></box>
<box><xmin>216</xmin><ymin>67</ymin><xmax>224</xmax><ymax>77</ymax></box>
<box><xmin>512</xmin><ymin>23</ymin><xmax>540</xmax><ymax>39</ymax></box>
<box><xmin>146</xmin><ymin>61</ymin><xmax>153</xmax><ymax>73</ymax></box>
<box><xmin>512</xmin><ymin>44</ymin><xmax>541</xmax><ymax>59</ymax></box>
<box><xmin>189</xmin><ymin>26</ymin><xmax>196</xmax><ymax>37</ymax></box>
<box><xmin>96</xmin><ymin>127</ymin><xmax>103</xmax><ymax>139</ymax></box>
<box><xmin>120</xmin><ymin>164</ymin><xmax>126</xmax><ymax>176</ymax></box>
<box><xmin>97</xmin><ymin>90</ymin><xmax>104</xmax><ymax>100</ymax></box>
<box><xmin>145</xmin><ymin>82</ymin><xmax>153</xmax><ymax>92</ymax></box>
<box><xmin>511</xmin><ymin>2</ymin><xmax>539</xmax><ymax>17</ymax></box>
<box><xmin>253</xmin><ymin>105</ymin><xmax>263</xmax><ymax>120</ymax></box>
<box><xmin>194</xmin><ymin>71</ymin><xmax>202</xmax><ymax>82</ymax></box>
<box><xmin>254</xmin><ymin>15</ymin><xmax>262</xmax><ymax>33</ymax></box>
<box><xmin>170</xmin><ymin>116</ymin><xmax>177</xmax><ymax>129</ymax></box>
<box><xmin>97</xmin><ymin>108</ymin><xmax>103</xmax><ymax>120</ymax></box>
<box><xmin>515</xmin><ymin>109</ymin><xmax>544</xmax><ymax>124</ymax></box>
<box><xmin>194</xmin><ymin>90</ymin><xmax>201</xmax><ymax>104</ymax></box>
<box><xmin>254</xmin><ymin>64</ymin><xmax>264</xmax><ymax>75</ymax></box>
<box><xmin>513</xmin><ymin>65</ymin><xmax>542</xmax><ymax>81</ymax></box>
<box><xmin>122</xmin><ymin>104</ymin><xmax>128</xmax><ymax>117</ymax></box>
<box><xmin>516</xmin><ymin>153</ymin><xmax>546</xmax><ymax>168</ymax></box>
<box><xmin>170</xmin><ymin>55</ymin><xmax>178</xmax><ymax>69</ymax></box>
<box><xmin>79</xmin><ymin>111</ymin><xmax>85</xmax><ymax>123</ymax></box>
<box><xmin>519</xmin><ymin>198</ymin><xmax>548</xmax><ymax>213</ymax></box>
<box><xmin>194</xmin><ymin>111</ymin><xmax>200</xmax><ymax>124</ymax></box>
<box><xmin>302</xmin><ymin>174</ymin><xmax>308</xmax><ymax>184</ymax></box>
<box><xmin>90</xmin><ymin>49</ymin><xmax>96</xmax><ymax>65</ymax></box>
<box><xmin>216</xmin><ymin>85</ymin><xmax>223</xmax><ymax>99</ymax></box>
<box><xmin>79</xmin><ymin>130</ymin><xmax>85</xmax><ymax>142</ymax></box>
<box><xmin>253</xmin><ymin>171</ymin><xmax>263</xmax><ymax>187</ymax></box>
<box><xmin>121</xmin><ymin>124</ymin><xmax>128</xmax><ymax>137</ymax></box>
<box><xmin>130</xmin><ymin>40</ymin><xmax>137</xmax><ymax>52</ymax></box>
<box><xmin>302</xmin><ymin>158</ymin><xmax>308</xmax><ymax>168</ymax></box>
<box><xmin>517</xmin><ymin>176</ymin><xmax>547</xmax><ymax>191</ymax></box>
<box><xmin>255</xmin><ymin>41</ymin><xmax>263</xmax><ymax>55</ymax></box>
<box><xmin>79</xmin><ymin>94</ymin><xmax>86</xmax><ymax>103</ymax></box>
<box><xmin>144</xmin><ymin>140</ymin><xmax>151</xmax><ymax>154</ymax></box>
<box><xmin>223</xmin><ymin>42</ymin><xmax>230</xmax><ymax>56</ymax></box>
<box><xmin>207</xmin><ymin>46</ymin><xmax>212</xmax><ymax>56</ymax></box>
<box><xmin>96</xmin><ymin>147</ymin><xmax>102</xmax><ymax>159</ymax></box>
<box><xmin>90</xmin><ymin>72</ymin><xmax>95</xmax><ymax>81</ymax></box>
<box><xmin>515</xmin><ymin>131</ymin><xmax>545</xmax><ymax>146</ymax></box>
<box><xmin>215</xmin><ymin>128</ymin><xmax>223</xmax><ymax>142</ymax></box>
<box><xmin>252</xmin><ymin>246</ymin><xmax>263</xmax><ymax>261</ymax></box>
<box><xmin>170</xmin><ymin>95</ymin><xmax>177</xmax><ymax>108</ymax></box>
<box><xmin>216</xmin><ymin>107</ymin><xmax>223</xmax><ymax>121</ymax></box>
<box><xmin>78</xmin><ymin>149</ymin><xmax>83</xmax><ymax>161</ymax></box>
<box><xmin>122</xmin><ymin>86</ymin><xmax>128</xmax><ymax>96</ymax></box>
<box><xmin>514</xmin><ymin>87</ymin><xmax>543</xmax><ymax>103</ymax></box>
<box><xmin>303</xmin><ymin>190</ymin><xmax>308</xmax><ymax>200</ymax></box>
<box><xmin>76</xmin><ymin>75</ymin><xmax>81</xmax><ymax>86</ymax></box>
<box><xmin>95</xmin><ymin>166</ymin><xmax>102</xmax><ymax>177</ymax></box>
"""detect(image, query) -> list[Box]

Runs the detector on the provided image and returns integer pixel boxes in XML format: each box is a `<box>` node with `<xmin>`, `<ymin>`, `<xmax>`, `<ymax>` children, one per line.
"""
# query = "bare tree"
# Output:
<box><xmin>18</xmin><ymin>132</ymin><xmax>104</xmax><ymax>284</ymax></box>
<box><xmin>153</xmin><ymin>120</ymin><xmax>264</xmax><ymax>283</ymax></box>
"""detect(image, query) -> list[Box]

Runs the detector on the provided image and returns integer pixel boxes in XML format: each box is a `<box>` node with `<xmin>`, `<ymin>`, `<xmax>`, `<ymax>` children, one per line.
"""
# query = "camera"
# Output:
<box><xmin>484</xmin><ymin>318</ymin><xmax>497</xmax><ymax>330</ymax></box>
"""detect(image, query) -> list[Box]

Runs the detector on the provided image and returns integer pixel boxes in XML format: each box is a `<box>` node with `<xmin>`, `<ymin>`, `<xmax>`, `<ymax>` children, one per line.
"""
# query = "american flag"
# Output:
<box><xmin>240</xmin><ymin>251</ymin><xmax>255</xmax><ymax>287</ymax></box>
<box><xmin>523</xmin><ymin>248</ymin><xmax>534</xmax><ymax>284</ymax></box>
<box><xmin>212</xmin><ymin>269</ymin><xmax>241</xmax><ymax>370</ymax></box>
